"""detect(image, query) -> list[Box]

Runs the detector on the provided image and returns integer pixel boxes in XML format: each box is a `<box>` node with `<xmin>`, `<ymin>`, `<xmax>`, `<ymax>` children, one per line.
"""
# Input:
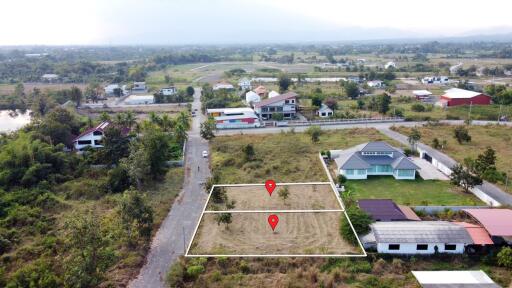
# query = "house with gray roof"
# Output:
<box><xmin>332</xmin><ymin>141</ymin><xmax>419</xmax><ymax>180</ymax></box>
<box><xmin>365</xmin><ymin>221</ymin><xmax>473</xmax><ymax>255</ymax></box>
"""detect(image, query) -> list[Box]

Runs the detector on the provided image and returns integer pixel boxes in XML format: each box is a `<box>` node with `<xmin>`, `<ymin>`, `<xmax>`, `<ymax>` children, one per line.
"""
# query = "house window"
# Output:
<box><xmin>269</xmin><ymin>107</ymin><xmax>276</xmax><ymax>112</ymax></box>
<box><xmin>94</xmin><ymin>140</ymin><xmax>102</xmax><ymax>146</ymax></box>
<box><xmin>345</xmin><ymin>170</ymin><xmax>354</xmax><ymax>175</ymax></box>
<box><xmin>357</xmin><ymin>169</ymin><xmax>366</xmax><ymax>175</ymax></box>
<box><xmin>388</xmin><ymin>244</ymin><xmax>400</xmax><ymax>250</ymax></box>
<box><xmin>417</xmin><ymin>244</ymin><xmax>428</xmax><ymax>250</ymax></box>
<box><xmin>285</xmin><ymin>100</ymin><xmax>289</xmax><ymax>104</ymax></box>
<box><xmin>321</xmin><ymin>112</ymin><xmax>326</xmax><ymax>116</ymax></box>
<box><xmin>444</xmin><ymin>244</ymin><xmax>457</xmax><ymax>251</ymax></box>
<box><xmin>262</xmin><ymin>107</ymin><xmax>268</xmax><ymax>112</ymax></box>
<box><xmin>77</xmin><ymin>140</ymin><xmax>92</xmax><ymax>145</ymax></box>
<box><xmin>93</xmin><ymin>131</ymin><xmax>103</xmax><ymax>136</ymax></box>
<box><xmin>291</xmin><ymin>99</ymin><xmax>295</xmax><ymax>103</ymax></box>
<box><xmin>397</xmin><ymin>170</ymin><xmax>415</xmax><ymax>177</ymax></box>
<box><xmin>276</xmin><ymin>107</ymin><xmax>283</xmax><ymax>112</ymax></box>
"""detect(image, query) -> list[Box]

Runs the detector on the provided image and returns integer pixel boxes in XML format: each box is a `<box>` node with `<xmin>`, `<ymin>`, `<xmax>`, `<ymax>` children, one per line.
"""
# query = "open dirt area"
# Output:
<box><xmin>189</xmin><ymin>212</ymin><xmax>360</xmax><ymax>255</ymax></box>
<box><xmin>207</xmin><ymin>184</ymin><xmax>342</xmax><ymax>211</ymax></box>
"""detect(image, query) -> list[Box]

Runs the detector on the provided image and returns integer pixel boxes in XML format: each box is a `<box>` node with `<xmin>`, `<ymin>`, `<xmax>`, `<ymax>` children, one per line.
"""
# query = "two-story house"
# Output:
<box><xmin>253</xmin><ymin>92</ymin><xmax>298</xmax><ymax>120</ymax></box>
<box><xmin>332</xmin><ymin>141</ymin><xmax>420</xmax><ymax>180</ymax></box>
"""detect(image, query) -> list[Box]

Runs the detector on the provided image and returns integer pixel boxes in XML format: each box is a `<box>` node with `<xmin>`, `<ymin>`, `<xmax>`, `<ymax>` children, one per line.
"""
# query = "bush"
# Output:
<box><xmin>186</xmin><ymin>265</ymin><xmax>205</xmax><ymax>280</ymax></box>
<box><xmin>107</xmin><ymin>166</ymin><xmax>130</xmax><ymax>193</ymax></box>
<box><xmin>7</xmin><ymin>259</ymin><xmax>61</xmax><ymax>288</ymax></box>
<box><xmin>340</xmin><ymin>206</ymin><xmax>372</xmax><ymax>245</ymax></box>
<box><xmin>497</xmin><ymin>246</ymin><xmax>512</xmax><ymax>268</ymax></box>
<box><xmin>166</xmin><ymin>260</ymin><xmax>185</xmax><ymax>287</ymax></box>
<box><xmin>411</xmin><ymin>103</ymin><xmax>426</xmax><ymax>112</ymax></box>
<box><xmin>337</xmin><ymin>175</ymin><xmax>347</xmax><ymax>185</ymax></box>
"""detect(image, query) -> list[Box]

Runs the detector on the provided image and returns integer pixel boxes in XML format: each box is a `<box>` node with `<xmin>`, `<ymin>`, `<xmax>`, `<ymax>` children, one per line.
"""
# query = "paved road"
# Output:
<box><xmin>216</xmin><ymin>120</ymin><xmax>511</xmax><ymax>135</ymax></box>
<box><xmin>129</xmin><ymin>89</ymin><xmax>210</xmax><ymax>288</ymax></box>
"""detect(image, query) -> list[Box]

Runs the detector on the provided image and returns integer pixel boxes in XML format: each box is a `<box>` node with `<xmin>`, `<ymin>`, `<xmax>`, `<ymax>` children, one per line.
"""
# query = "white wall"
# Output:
<box><xmin>377</xmin><ymin>243</ymin><xmax>465</xmax><ymax>254</ymax></box>
<box><xmin>341</xmin><ymin>169</ymin><xmax>367</xmax><ymax>179</ymax></box>
<box><xmin>74</xmin><ymin>132</ymin><xmax>104</xmax><ymax>150</ymax></box>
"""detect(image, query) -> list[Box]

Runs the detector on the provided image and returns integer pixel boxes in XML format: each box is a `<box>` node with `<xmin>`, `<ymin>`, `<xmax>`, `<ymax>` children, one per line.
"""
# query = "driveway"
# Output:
<box><xmin>129</xmin><ymin>88</ymin><xmax>210</xmax><ymax>288</ymax></box>
<box><xmin>410</xmin><ymin>157</ymin><xmax>450</xmax><ymax>181</ymax></box>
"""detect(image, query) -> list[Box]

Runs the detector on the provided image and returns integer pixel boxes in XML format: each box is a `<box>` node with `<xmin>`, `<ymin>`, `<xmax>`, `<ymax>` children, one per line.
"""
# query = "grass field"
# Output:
<box><xmin>210</xmin><ymin>128</ymin><xmax>403</xmax><ymax>184</ymax></box>
<box><xmin>395</xmin><ymin>124</ymin><xmax>512</xmax><ymax>193</ymax></box>
<box><xmin>346</xmin><ymin>176</ymin><xmax>483</xmax><ymax>206</ymax></box>
<box><xmin>189</xmin><ymin>212</ymin><xmax>359</xmax><ymax>255</ymax></box>
<box><xmin>207</xmin><ymin>184</ymin><xmax>340</xmax><ymax>211</ymax></box>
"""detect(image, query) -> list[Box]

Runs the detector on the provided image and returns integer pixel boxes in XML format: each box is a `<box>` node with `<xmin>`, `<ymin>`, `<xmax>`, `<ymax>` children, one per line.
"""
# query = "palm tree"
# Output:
<box><xmin>148</xmin><ymin>112</ymin><xmax>162</xmax><ymax>126</ymax></box>
<box><xmin>174</xmin><ymin>122</ymin><xmax>188</xmax><ymax>145</ymax></box>
<box><xmin>124</xmin><ymin>111</ymin><xmax>136</xmax><ymax>129</ymax></box>
<box><xmin>160</xmin><ymin>114</ymin><xmax>174</xmax><ymax>132</ymax></box>
<box><xmin>177</xmin><ymin>111</ymin><xmax>191</xmax><ymax>131</ymax></box>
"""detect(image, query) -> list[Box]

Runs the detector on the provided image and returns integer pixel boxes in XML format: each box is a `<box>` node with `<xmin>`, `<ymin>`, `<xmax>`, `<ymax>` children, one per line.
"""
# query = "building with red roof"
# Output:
<box><xmin>438</xmin><ymin>88</ymin><xmax>491</xmax><ymax>107</ymax></box>
<box><xmin>463</xmin><ymin>208</ymin><xmax>512</xmax><ymax>244</ymax></box>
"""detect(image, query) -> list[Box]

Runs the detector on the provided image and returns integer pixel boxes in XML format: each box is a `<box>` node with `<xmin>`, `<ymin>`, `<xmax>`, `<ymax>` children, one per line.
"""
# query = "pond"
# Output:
<box><xmin>0</xmin><ymin>110</ymin><xmax>32</xmax><ymax>132</ymax></box>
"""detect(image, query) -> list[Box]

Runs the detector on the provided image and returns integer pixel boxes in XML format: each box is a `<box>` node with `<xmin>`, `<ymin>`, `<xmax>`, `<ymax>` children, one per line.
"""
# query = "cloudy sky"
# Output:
<box><xmin>1</xmin><ymin>0</ymin><xmax>512</xmax><ymax>45</ymax></box>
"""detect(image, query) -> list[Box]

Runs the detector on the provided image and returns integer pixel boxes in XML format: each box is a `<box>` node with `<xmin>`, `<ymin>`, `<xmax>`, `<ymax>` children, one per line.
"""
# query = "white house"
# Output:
<box><xmin>366</xmin><ymin>221</ymin><xmax>473</xmax><ymax>255</ymax></box>
<box><xmin>421</xmin><ymin>76</ymin><xmax>449</xmax><ymax>85</ymax></box>
<box><xmin>206</xmin><ymin>108</ymin><xmax>261</xmax><ymax>129</ymax></box>
<box><xmin>124</xmin><ymin>95</ymin><xmax>154</xmax><ymax>105</ymax></box>
<box><xmin>73</xmin><ymin>122</ymin><xmax>110</xmax><ymax>151</ymax></box>
<box><xmin>268</xmin><ymin>91</ymin><xmax>280</xmax><ymax>98</ymax></box>
<box><xmin>367</xmin><ymin>80</ymin><xmax>384</xmax><ymax>88</ymax></box>
<box><xmin>131</xmin><ymin>82</ymin><xmax>147</xmax><ymax>94</ymax></box>
<box><xmin>213</xmin><ymin>82</ymin><xmax>235</xmax><ymax>91</ymax></box>
<box><xmin>384</xmin><ymin>61</ymin><xmax>396</xmax><ymax>69</ymax></box>
<box><xmin>253</xmin><ymin>91</ymin><xmax>298</xmax><ymax>120</ymax></box>
<box><xmin>41</xmin><ymin>74</ymin><xmax>59</xmax><ymax>82</ymax></box>
<box><xmin>316</xmin><ymin>104</ymin><xmax>333</xmax><ymax>118</ymax></box>
<box><xmin>332</xmin><ymin>142</ymin><xmax>420</xmax><ymax>180</ymax></box>
<box><xmin>160</xmin><ymin>87</ymin><xmax>177</xmax><ymax>96</ymax></box>
<box><xmin>238</xmin><ymin>78</ymin><xmax>252</xmax><ymax>90</ymax></box>
<box><xmin>245</xmin><ymin>91</ymin><xmax>261</xmax><ymax>105</ymax></box>
<box><xmin>104</xmin><ymin>84</ymin><xmax>120</xmax><ymax>96</ymax></box>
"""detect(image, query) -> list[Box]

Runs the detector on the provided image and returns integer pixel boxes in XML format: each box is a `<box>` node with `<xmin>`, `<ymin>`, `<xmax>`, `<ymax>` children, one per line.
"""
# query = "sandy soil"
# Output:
<box><xmin>207</xmin><ymin>184</ymin><xmax>341</xmax><ymax>211</ymax></box>
<box><xmin>189</xmin><ymin>212</ymin><xmax>360</xmax><ymax>255</ymax></box>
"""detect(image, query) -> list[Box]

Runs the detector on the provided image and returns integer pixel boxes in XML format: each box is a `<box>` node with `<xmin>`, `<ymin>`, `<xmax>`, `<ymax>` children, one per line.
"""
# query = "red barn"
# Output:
<box><xmin>440</xmin><ymin>88</ymin><xmax>491</xmax><ymax>107</ymax></box>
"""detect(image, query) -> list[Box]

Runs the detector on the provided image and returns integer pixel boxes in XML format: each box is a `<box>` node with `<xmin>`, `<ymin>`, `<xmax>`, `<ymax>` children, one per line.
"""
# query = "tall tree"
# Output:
<box><xmin>278</xmin><ymin>74</ymin><xmax>292</xmax><ymax>92</ymax></box>
<box><xmin>344</xmin><ymin>82</ymin><xmax>359</xmax><ymax>99</ymax></box>
<box><xmin>200</xmin><ymin>117</ymin><xmax>216</xmax><ymax>140</ymax></box>
<box><xmin>119</xmin><ymin>189</ymin><xmax>154</xmax><ymax>245</ymax></box>
<box><xmin>450</xmin><ymin>164</ymin><xmax>482</xmax><ymax>193</ymax></box>
<box><xmin>69</xmin><ymin>86</ymin><xmax>83</xmax><ymax>108</ymax></box>
<box><xmin>407</xmin><ymin>128</ymin><xmax>421</xmax><ymax>150</ymax></box>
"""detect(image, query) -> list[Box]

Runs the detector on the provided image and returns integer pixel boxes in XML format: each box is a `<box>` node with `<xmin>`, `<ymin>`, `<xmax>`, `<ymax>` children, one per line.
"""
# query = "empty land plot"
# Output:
<box><xmin>206</xmin><ymin>184</ymin><xmax>341</xmax><ymax>211</ymax></box>
<box><xmin>188</xmin><ymin>212</ymin><xmax>360</xmax><ymax>255</ymax></box>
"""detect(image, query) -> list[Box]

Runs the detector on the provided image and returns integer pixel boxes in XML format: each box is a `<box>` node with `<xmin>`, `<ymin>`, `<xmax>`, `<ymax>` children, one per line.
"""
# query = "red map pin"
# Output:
<box><xmin>265</xmin><ymin>180</ymin><xmax>276</xmax><ymax>196</ymax></box>
<box><xmin>268</xmin><ymin>214</ymin><xmax>279</xmax><ymax>231</ymax></box>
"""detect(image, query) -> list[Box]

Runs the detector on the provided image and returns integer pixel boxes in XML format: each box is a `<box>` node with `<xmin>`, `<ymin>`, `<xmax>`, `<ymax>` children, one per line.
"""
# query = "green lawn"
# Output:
<box><xmin>347</xmin><ymin>176</ymin><xmax>483</xmax><ymax>206</ymax></box>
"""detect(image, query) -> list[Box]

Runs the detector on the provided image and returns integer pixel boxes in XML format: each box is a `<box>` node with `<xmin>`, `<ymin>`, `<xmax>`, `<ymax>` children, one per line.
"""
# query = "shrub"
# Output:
<box><xmin>340</xmin><ymin>206</ymin><xmax>372</xmax><ymax>245</ymax></box>
<box><xmin>497</xmin><ymin>246</ymin><xmax>512</xmax><ymax>268</ymax></box>
<box><xmin>239</xmin><ymin>260</ymin><xmax>250</xmax><ymax>274</ymax></box>
<box><xmin>166</xmin><ymin>260</ymin><xmax>185</xmax><ymax>287</ymax></box>
<box><xmin>186</xmin><ymin>265</ymin><xmax>205</xmax><ymax>280</ymax></box>
<box><xmin>7</xmin><ymin>259</ymin><xmax>61</xmax><ymax>288</ymax></box>
<box><xmin>411</xmin><ymin>103</ymin><xmax>426</xmax><ymax>112</ymax></box>
<box><xmin>337</xmin><ymin>175</ymin><xmax>347</xmax><ymax>185</ymax></box>
<box><xmin>107</xmin><ymin>166</ymin><xmax>130</xmax><ymax>193</ymax></box>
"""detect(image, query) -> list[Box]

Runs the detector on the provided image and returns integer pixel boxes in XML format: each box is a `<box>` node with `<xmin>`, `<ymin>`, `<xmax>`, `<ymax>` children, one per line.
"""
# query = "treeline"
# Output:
<box><xmin>0</xmin><ymin>106</ymin><xmax>190</xmax><ymax>286</ymax></box>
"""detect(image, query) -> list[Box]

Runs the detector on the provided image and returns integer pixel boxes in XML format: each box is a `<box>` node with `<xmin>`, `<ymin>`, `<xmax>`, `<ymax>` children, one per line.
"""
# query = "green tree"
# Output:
<box><xmin>306</xmin><ymin>125</ymin><xmax>322</xmax><ymax>143</ymax></box>
<box><xmin>69</xmin><ymin>86</ymin><xmax>83</xmax><ymax>108</ymax></box>
<box><xmin>200</xmin><ymin>117</ymin><xmax>216</xmax><ymax>140</ymax></box>
<box><xmin>377</xmin><ymin>94</ymin><xmax>391</xmax><ymax>114</ymax></box>
<box><xmin>278</xmin><ymin>74</ymin><xmax>292</xmax><ymax>92</ymax></box>
<box><xmin>186</xmin><ymin>86</ymin><xmax>195</xmax><ymax>97</ymax></box>
<box><xmin>450</xmin><ymin>164</ymin><xmax>482</xmax><ymax>193</ymax></box>
<box><xmin>63</xmin><ymin>211</ymin><xmax>115</xmax><ymax>288</ymax></box>
<box><xmin>215</xmin><ymin>213</ymin><xmax>232</xmax><ymax>229</ymax></box>
<box><xmin>211</xmin><ymin>187</ymin><xmax>227</xmax><ymax>204</ymax></box>
<box><xmin>119</xmin><ymin>189</ymin><xmax>154</xmax><ymax>245</ymax></box>
<box><xmin>272</xmin><ymin>113</ymin><xmax>284</xmax><ymax>121</ymax></box>
<box><xmin>474</xmin><ymin>147</ymin><xmax>496</xmax><ymax>175</ymax></box>
<box><xmin>497</xmin><ymin>246</ymin><xmax>512</xmax><ymax>268</ymax></box>
<box><xmin>407</xmin><ymin>128</ymin><xmax>421</xmax><ymax>150</ymax></box>
<box><xmin>311</xmin><ymin>95</ymin><xmax>322</xmax><ymax>107</ymax></box>
<box><xmin>102</xmin><ymin>125</ymin><xmax>130</xmax><ymax>165</ymax></box>
<box><xmin>454</xmin><ymin>126</ymin><xmax>471</xmax><ymax>144</ymax></box>
<box><xmin>120</xmin><ymin>142</ymin><xmax>150</xmax><ymax>189</ymax></box>
<box><xmin>242</xmin><ymin>144</ymin><xmax>255</xmax><ymax>162</ymax></box>
<box><xmin>340</xmin><ymin>206</ymin><xmax>372</xmax><ymax>245</ymax></box>
<box><xmin>278</xmin><ymin>187</ymin><xmax>289</xmax><ymax>204</ymax></box>
<box><xmin>432</xmin><ymin>138</ymin><xmax>441</xmax><ymax>149</ymax></box>
<box><xmin>7</xmin><ymin>259</ymin><xmax>61</xmax><ymax>288</ymax></box>
<box><xmin>344</xmin><ymin>82</ymin><xmax>359</xmax><ymax>99</ymax></box>
<box><xmin>141</xmin><ymin>130</ymin><xmax>171</xmax><ymax>178</ymax></box>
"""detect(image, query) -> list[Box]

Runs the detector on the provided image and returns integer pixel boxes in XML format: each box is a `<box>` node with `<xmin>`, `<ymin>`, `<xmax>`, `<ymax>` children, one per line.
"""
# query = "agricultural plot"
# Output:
<box><xmin>187</xmin><ymin>183</ymin><xmax>365</xmax><ymax>257</ymax></box>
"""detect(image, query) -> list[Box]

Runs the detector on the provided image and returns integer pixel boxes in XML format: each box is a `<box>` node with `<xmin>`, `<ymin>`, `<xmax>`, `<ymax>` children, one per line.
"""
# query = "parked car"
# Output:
<box><xmin>202</xmin><ymin>150</ymin><xmax>208</xmax><ymax>158</ymax></box>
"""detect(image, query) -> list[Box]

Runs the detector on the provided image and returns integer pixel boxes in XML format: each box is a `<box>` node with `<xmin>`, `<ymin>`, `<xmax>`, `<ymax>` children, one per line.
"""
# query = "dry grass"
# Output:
<box><xmin>189</xmin><ymin>212</ymin><xmax>360</xmax><ymax>255</ymax></box>
<box><xmin>206</xmin><ymin>184</ymin><xmax>341</xmax><ymax>211</ymax></box>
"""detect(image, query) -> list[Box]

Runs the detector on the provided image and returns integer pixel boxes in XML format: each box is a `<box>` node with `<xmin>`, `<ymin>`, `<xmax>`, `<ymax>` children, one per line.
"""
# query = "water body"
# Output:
<box><xmin>0</xmin><ymin>110</ymin><xmax>32</xmax><ymax>132</ymax></box>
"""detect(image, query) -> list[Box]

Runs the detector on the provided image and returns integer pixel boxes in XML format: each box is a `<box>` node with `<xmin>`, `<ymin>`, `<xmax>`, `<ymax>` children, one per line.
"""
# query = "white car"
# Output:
<box><xmin>202</xmin><ymin>150</ymin><xmax>208</xmax><ymax>158</ymax></box>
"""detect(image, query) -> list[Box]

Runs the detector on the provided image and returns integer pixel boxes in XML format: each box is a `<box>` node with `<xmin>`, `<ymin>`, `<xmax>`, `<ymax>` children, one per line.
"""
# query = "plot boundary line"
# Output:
<box><xmin>185</xmin><ymin>182</ymin><xmax>367</xmax><ymax>257</ymax></box>
<box><xmin>203</xmin><ymin>209</ymin><xmax>344</xmax><ymax>213</ymax></box>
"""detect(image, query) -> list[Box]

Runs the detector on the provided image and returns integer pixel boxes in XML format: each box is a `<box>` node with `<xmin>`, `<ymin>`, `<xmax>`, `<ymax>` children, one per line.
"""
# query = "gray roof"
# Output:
<box><xmin>341</xmin><ymin>154</ymin><xmax>371</xmax><ymax>170</ymax></box>
<box><xmin>372</xmin><ymin>221</ymin><xmax>473</xmax><ymax>244</ymax></box>
<box><xmin>392</xmin><ymin>156</ymin><xmax>420</xmax><ymax>170</ymax></box>
<box><xmin>333</xmin><ymin>141</ymin><xmax>419</xmax><ymax>171</ymax></box>
<box><xmin>361</xmin><ymin>141</ymin><xmax>396</xmax><ymax>152</ymax></box>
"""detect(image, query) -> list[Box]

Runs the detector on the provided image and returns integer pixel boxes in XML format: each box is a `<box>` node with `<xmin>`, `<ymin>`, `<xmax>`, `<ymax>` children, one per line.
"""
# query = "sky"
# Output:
<box><xmin>1</xmin><ymin>0</ymin><xmax>512</xmax><ymax>45</ymax></box>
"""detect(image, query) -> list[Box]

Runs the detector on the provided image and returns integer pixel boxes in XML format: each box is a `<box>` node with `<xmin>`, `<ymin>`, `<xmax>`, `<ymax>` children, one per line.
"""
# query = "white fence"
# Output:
<box><xmin>266</xmin><ymin>117</ymin><xmax>404</xmax><ymax>127</ymax></box>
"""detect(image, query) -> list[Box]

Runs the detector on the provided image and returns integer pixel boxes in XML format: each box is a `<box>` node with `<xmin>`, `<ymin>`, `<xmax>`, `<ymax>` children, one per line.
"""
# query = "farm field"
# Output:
<box><xmin>395</xmin><ymin>124</ymin><xmax>512</xmax><ymax>193</ymax></box>
<box><xmin>188</xmin><ymin>212</ymin><xmax>359</xmax><ymax>255</ymax></box>
<box><xmin>206</xmin><ymin>184</ymin><xmax>341</xmax><ymax>211</ymax></box>
<box><xmin>210</xmin><ymin>128</ymin><xmax>402</xmax><ymax>183</ymax></box>
<box><xmin>346</xmin><ymin>176</ymin><xmax>483</xmax><ymax>206</ymax></box>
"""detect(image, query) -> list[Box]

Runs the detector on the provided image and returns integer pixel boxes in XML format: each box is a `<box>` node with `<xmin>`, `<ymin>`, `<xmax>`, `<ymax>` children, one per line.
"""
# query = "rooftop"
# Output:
<box><xmin>412</xmin><ymin>270</ymin><xmax>499</xmax><ymax>288</ymax></box>
<box><xmin>443</xmin><ymin>88</ymin><xmax>484</xmax><ymax>99</ymax></box>
<box><xmin>371</xmin><ymin>221</ymin><xmax>473</xmax><ymax>244</ymax></box>
<box><xmin>463</xmin><ymin>208</ymin><xmax>512</xmax><ymax>236</ymax></box>
<box><xmin>358</xmin><ymin>199</ymin><xmax>409</xmax><ymax>221</ymax></box>
<box><xmin>453</xmin><ymin>222</ymin><xmax>494</xmax><ymax>245</ymax></box>
<box><xmin>254</xmin><ymin>91</ymin><xmax>298</xmax><ymax>108</ymax></box>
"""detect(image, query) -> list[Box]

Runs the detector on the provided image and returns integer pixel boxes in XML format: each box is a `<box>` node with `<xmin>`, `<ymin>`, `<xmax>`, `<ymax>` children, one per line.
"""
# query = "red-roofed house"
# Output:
<box><xmin>463</xmin><ymin>208</ymin><xmax>512</xmax><ymax>244</ymax></box>
<box><xmin>253</xmin><ymin>92</ymin><xmax>298</xmax><ymax>120</ymax></box>
<box><xmin>438</xmin><ymin>88</ymin><xmax>491</xmax><ymax>107</ymax></box>
<box><xmin>73</xmin><ymin>121</ymin><xmax>111</xmax><ymax>151</ymax></box>
<box><xmin>453</xmin><ymin>222</ymin><xmax>494</xmax><ymax>245</ymax></box>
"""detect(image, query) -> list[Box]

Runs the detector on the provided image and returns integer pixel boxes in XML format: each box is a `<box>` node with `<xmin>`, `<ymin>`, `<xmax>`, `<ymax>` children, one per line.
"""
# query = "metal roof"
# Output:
<box><xmin>371</xmin><ymin>221</ymin><xmax>473</xmax><ymax>244</ymax></box>
<box><xmin>453</xmin><ymin>222</ymin><xmax>494</xmax><ymax>245</ymax></box>
<box><xmin>360</xmin><ymin>141</ymin><xmax>396</xmax><ymax>152</ymax></box>
<box><xmin>442</xmin><ymin>88</ymin><xmax>486</xmax><ymax>99</ymax></box>
<box><xmin>398</xmin><ymin>205</ymin><xmax>422</xmax><ymax>221</ymax></box>
<box><xmin>254</xmin><ymin>92</ymin><xmax>298</xmax><ymax>107</ymax></box>
<box><xmin>358</xmin><ymin>199</ymin><xmax>408</xmax><ymax>221</ymax></box>
<box><xmin>392</xmin><ymin>156</ymin><xmax>421</xmax><ymax>170</ymax></box>
<box><xmin>412</xmin><ymin>271</ymin><xmax>499</xmax><ymax>288</ymax></box>
<box><xmin>341</xmin><ymin>154</ymin><xmax>371</xmax><ymax>170</ymax></box>
<box><xmin>463</xmin><ymin>209</ymin><xmax>512</xmax><ymax>237</ymax></box>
